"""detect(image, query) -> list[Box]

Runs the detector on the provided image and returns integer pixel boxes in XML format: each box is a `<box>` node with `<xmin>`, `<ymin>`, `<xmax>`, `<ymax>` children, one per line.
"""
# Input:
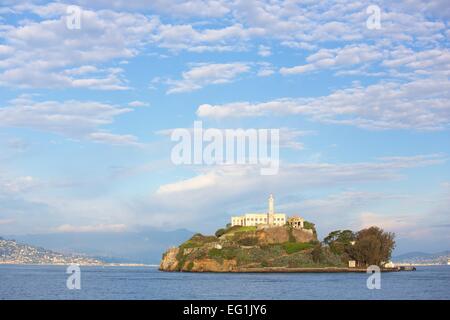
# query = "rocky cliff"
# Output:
<box><xmin>160</xmin><ymin>225</ymin><xmax>346</xmax><ymax>272</ymax></box>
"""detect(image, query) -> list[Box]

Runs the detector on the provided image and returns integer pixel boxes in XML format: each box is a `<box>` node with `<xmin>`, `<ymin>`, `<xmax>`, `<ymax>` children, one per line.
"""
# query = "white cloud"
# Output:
<box><xmin>166</xmin><ymin>62</ymin><xmax>250</xmax><ymax>94</ymax></box>
<box><xmin>382</xmin><ymin>46</ymin><xmax>450</xmax><ymax>77</ymax></box>
<box><xmin>257</xmin><ymin>44</ymin><xmax>271</xmax><ymax>57</ymax></box>
<box><xmin>155</xmin><ymin>154</ymin><xmax>445</xmax><ymax>196</ymax></box>
<box><xmin>256</xmin><ymin>62</ymin><xmax>275</xmax><ymax>77</ymax></box>
<box><xmin>128</xmin><ymin>100</ymin><xmax>149</xmax><ymax>107</ymax></box>
<box><xmin>280</xmin><ymin>44</ymin><xmax>383</xmax><ymax>75</ymax></box>
<box><xmin>70</xmin><ymin>0</ymin><xmax>231</xmax><ymax>18</ymax></box>
<box><xmin>139</xmin><ymin>154</ymin><xmax>446</xmax><ymax>230</ymax></box>
<box><xmin>0</xmin><ymin>97</ymin><xmax>141</xmax><ymax>145</ymax></box>
<box><xmin>0</xmin><ymin>7</ymin><xmax>158</xmax><ymax>89</ymax></box>
<box><xmin>355</xmin><ymin>211</ymin><xmax>441</xmax><ymax>242</ymax></box>
<box><xmin>0</xmin><ymin>175</ymin><xmax>38</xmax><ymax>194</ymax></box>
<box><xmin>357</xmin><ymin>211</ymin><xmax>416</xmax><ymax>231</ymax></box>
<box><xmin>88</xmin><ymin>132</ymin><xmax>144</xmax><ymax>147</ymax></box>
<box><xmin>0</xmin><ymin>219</ymin><xmax>15</xmax><ymax>226</ymax></box>
<box><xmin>157</xmin><ymin>172</ymin><xmax>218</xmax><ymax>194</ymax></box>
<box><xmin>197</xmin><ymin>77</ymin><xmax>450</xmax><ymax>130</ymax></box>
<box><xmin>1</xmin><ymin>0</ymin><xmax>448</xmax><ymax>90</ymax></box>
<box><xmin>153</xmin><ymin>22</ymin><xmax>264</xmax><ymax>52</ymax></box>
<box><xmin>54</xmin><ymin>223</ymin><xmax>128</xmax><ymax>233</ymax></box>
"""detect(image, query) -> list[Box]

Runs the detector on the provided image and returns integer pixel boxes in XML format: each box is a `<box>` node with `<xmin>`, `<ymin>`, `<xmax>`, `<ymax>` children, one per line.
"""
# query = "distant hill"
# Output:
<box><xmin>8</xmin><ymin>227</ymin><xmax>194</xmax><ymax>264</ymax></box>
<box><xmin>393</xmin><ymin>251</ymin><xmax>450</xmax><ymax>264</ymax></box>
<box><xmin>0</xmin><ymin>238</ymin><xmax>102</xmax><ymax>265</ymax></box>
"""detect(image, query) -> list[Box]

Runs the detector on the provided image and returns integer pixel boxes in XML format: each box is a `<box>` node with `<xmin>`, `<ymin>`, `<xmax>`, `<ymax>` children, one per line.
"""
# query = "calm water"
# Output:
<box><xmin>0</xmin><ymin>265</ymin><xmax>449</xmax><ymax>300</ymax></box>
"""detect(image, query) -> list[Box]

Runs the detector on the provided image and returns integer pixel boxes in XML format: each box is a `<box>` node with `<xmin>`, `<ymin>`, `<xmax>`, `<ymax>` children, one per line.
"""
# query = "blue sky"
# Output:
<box><xmin>0</xmin><ymin>0</ymin><xmax>449</xmax><ymax>254</ymax></box>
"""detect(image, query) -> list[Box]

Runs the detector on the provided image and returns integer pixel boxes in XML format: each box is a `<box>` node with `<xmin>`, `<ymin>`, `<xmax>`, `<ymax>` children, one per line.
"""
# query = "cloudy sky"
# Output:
<box><xmin>0</xmin><ymin>0</ymin><xmax>449</xmax><ymax>254</ymax></box>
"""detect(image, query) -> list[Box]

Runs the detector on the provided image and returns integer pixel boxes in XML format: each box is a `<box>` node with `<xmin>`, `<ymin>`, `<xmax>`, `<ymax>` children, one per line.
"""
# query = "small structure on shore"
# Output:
<box><xmin>288</xmin><ymin>216</ymin><xmax>305</xmax><ymax>229</ymax></box>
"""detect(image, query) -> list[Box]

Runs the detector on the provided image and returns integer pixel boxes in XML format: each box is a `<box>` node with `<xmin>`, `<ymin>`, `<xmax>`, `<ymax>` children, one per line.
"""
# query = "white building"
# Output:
<box><xmin>231</xmin><ymin>194</ymin><xmax>286</xmax><ymax>227</ymax></box>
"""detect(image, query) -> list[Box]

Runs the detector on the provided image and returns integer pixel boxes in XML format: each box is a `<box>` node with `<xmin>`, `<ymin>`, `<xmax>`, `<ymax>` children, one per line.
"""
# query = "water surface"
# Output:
<box><xmin>0</xmin><ymin>265</ymin><xmax>448</xmax><ymax>299</ymax></box>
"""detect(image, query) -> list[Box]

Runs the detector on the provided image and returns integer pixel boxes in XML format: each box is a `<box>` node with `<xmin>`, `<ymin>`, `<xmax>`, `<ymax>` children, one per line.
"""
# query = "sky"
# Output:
<box><xmin>0</xmin><ymin>0</ymin><xmax>449</xmax><ymax>254</ymax></box>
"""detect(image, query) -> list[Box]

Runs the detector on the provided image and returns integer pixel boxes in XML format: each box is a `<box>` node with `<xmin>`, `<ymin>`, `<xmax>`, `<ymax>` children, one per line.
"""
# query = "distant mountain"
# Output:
<box><xmin>393</xmin><ymin>250</ymin><xmax>450</xmax><ymax>264</ymax></box>
<box><xmin>8</xmin><ymin>227</ymin><xmax>194</xmax><ymax>264</ymax></box>
<box><xmin>0</xmin><ymin>238</ymin><xmax>102</xmax><ymax>265</ymax></box>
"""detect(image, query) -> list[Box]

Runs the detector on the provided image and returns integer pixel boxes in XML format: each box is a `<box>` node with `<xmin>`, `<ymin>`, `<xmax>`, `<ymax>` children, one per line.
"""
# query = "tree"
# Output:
<box><xmin>349</xmin><ymin>226</ymin><xmax>395</xmax><ymax>266</ymax></box>
<box><xmin>323</xmin><ymin>230</ymin><xmax>341</xmax><ymax>245</ymax></box>
<box><xmin>215</xmin><ymin>228</ymin><xmax>226</xmax><ymax>238</ymax></box>
<box><xmin>303</xmin><ymin>221</ymin><xmax>317</xmax><ymax>237</ymax></box>
<box><xmin>323</xmin><ymin>230</ymin><xmax>355</xmax><ymax>255</ymax></box>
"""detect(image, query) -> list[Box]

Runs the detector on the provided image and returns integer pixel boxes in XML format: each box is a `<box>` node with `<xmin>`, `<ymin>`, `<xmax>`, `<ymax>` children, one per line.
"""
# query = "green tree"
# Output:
<box><xmin>323</xmin><ymin>230</ymin><xmax>341</xmax><ymax>245</ymax></box>
<box><xmin>349</xmin><ymin>226</ymin><xmax>395</xmax><ymax>266</ymax></box>
<box><xmin>324</xmin><ymin>230</ymin><xmax>355</xmax><ymax>245</ymax></box>
<box><xmin>323</xmin><ymin>230</ymin><xmax>355</xmax><ymax>255</ymax></box>
<box><xmin>303</xmin><ymin>221</ymin><xmax>317</xmax><ymax>237</ymax></box>
<box><xmin>215</xmin><ymin>228</ymin><xmax>227</xmax><ymax>237</ymax></box>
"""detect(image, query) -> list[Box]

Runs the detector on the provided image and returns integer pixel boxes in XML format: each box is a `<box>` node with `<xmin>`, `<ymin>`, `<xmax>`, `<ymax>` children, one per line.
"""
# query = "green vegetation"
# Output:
<box><xmin>324</xmin><ymin>226</ymin><xmax>395</xmax><ymax>267</ymax></box>
<box><xmin>323</xmin><ymin>229</ymin><xmax>356</xmax><ymax>255</ymax></box>
<box><xmin>215</xmin><ymin>228</ymin><xmax>227</xmax><ymax>237</ymax></box>
<box><xmin>214</xmin><ymin>225</ymin><xmax>258</xmax><ymax>238</ymax></box>
<box><xmin>233</xmin><ymin>226</ymin><xmax>257</xmax><ymax>233</ymax></box>
<box><xmin>349</xmin><ymin>227</ymin><xmax>395</xmax><ymax>266</ymax></box>
<box><xmin>208</xmin><ymin>248</ymin><xmax>223</xmax><ymax>260</ymax></box>
<box><xmin>237</xmin><ymin>237</ymin><xmax>258</xmax><ymax>246</ymax></box>
<box><xmin>180</xmin><ymin>234</ymin><xmax>217</xmax><ymax>249</ymax></box>
<box><xmin>167</xmin><ymin>221</ymin><xmax>395</xmax><ymax>271</ymax></box>
<box><xmin>283</xmin><ymin>242</ymin><xmax>314</xmax><ymax>254</ymax></box>
<box><xmin>303</xmin><ymin>221</ymin><xmax>315</xmax><ymax>230</ymax></box>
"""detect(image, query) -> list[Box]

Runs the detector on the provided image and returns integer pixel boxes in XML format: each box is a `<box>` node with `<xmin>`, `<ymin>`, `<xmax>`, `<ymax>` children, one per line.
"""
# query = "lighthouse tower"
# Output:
<box><xmin>268</xmin><ymin>194</ymin><xmax>275</xmax><ymax>225</ymax></box>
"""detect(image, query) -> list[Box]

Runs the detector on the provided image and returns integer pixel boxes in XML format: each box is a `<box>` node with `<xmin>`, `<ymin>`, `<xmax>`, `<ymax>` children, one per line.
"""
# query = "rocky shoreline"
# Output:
<box><xmin>160</xmin><ymin>265</ymin><xmax>403</xmax><ymax>273</ymax></box>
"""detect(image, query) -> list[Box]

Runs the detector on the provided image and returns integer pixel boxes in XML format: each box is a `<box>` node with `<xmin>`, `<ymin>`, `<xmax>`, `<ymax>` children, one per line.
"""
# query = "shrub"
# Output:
<box><xmin>311</xmin><ymin>244</ymin><xmax>323</xmax><ymax>263</ymax></box>
<box><xmin>180</xmin><ymin>240</ymin><xmax>202</xmax><ymax>248</ymax></box>
<box><xmin>237</xmin><ymin>237</ymin><xmax>258</xmax><ymax>246</ymax></box>
<box><xmin>272</xmin><ymin>252</ymin><xmax>314</xmax><ymax>268</ymax></box>
<box><xmin>208</xmin><ymin>248</ymin><xmax>223</xmax><ymax>261</ymax></box>
<box><xmin>215</xmin><ymin>228</ymin><xmax>227</xmax><ymax>237</ymax></box>
<box><xmin>303</xmin><ymin>221</ymin><xmax>315</xmax><ymax>231</ymax></box>
<box><xmin>181</xmin><ymin>234</ymin><xmax>217</xmax><ymax>248</ymax></box>
<box><xmin>234</xmin><ymin>226</ymin><xmax>257</xmax><ymax>233</ymax></box>
<box><xmin>186</xmin><ymin>261</ymin><xmax>194</xmax><ymax>271</ymax></box>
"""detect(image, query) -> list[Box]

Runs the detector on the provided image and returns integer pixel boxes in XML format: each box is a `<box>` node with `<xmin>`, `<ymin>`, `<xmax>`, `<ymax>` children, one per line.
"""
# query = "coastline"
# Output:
<box><xmin>160</xmin><ymin>266</ymin><xmax>405</xmax><ymax>273</ymax></box>
<box><xmin>0</xmin><ymin>262</ymin><xmax>156</xmax><ymax>267</ymax></box>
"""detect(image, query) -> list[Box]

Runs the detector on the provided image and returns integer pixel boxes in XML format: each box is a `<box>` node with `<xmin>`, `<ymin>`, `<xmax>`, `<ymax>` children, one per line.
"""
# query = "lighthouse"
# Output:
<box><xmin>268</xmin><ymin>194</ymin><xmax>275</xmax><ymax>225</ymax></box>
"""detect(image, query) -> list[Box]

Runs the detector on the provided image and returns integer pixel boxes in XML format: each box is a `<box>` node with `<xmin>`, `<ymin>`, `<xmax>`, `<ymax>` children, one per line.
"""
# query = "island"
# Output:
<box><xmin>160</xmin><ymin>195</ymin><xmax>399</xmax><ymax>272</ymax></box>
